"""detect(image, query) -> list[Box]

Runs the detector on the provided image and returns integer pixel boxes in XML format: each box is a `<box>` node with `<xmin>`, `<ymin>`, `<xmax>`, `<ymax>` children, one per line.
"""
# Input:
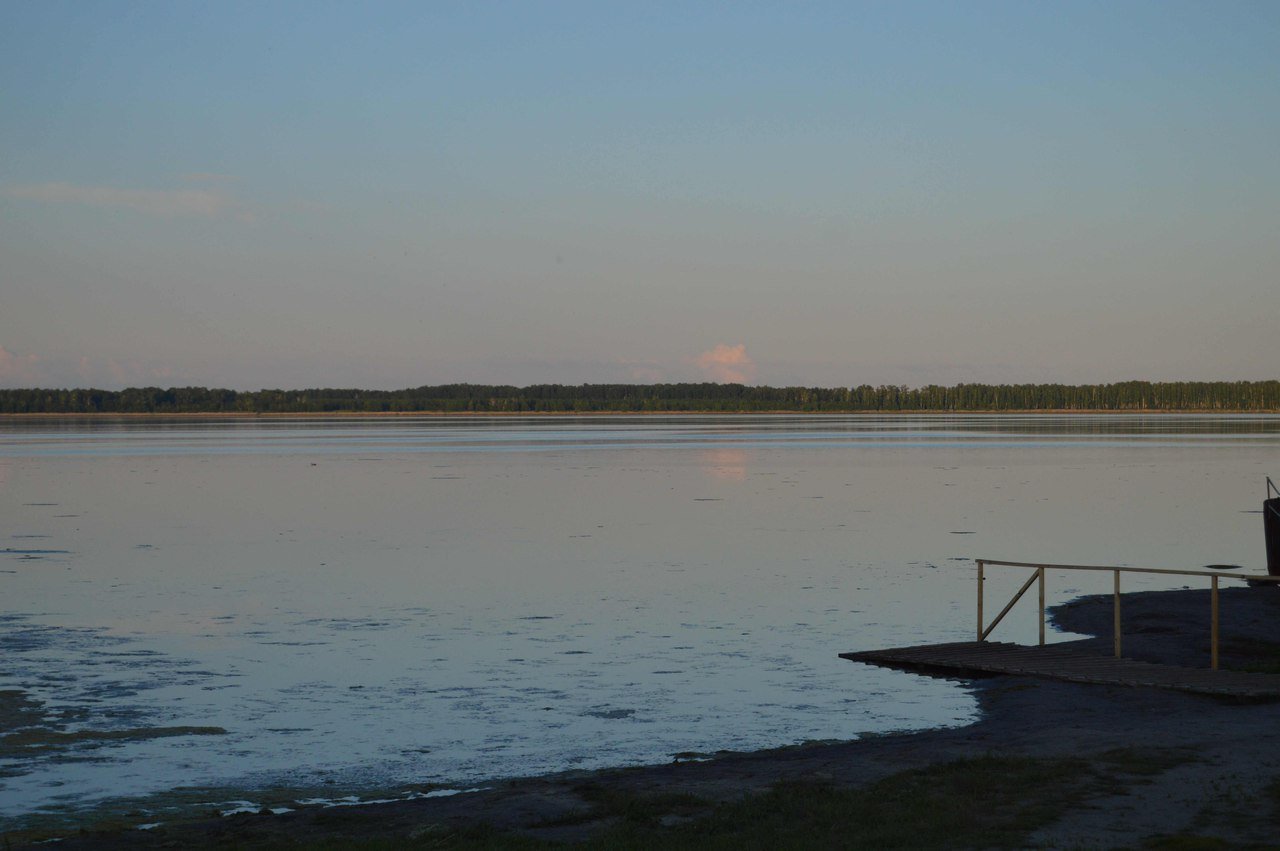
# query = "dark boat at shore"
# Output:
<box><xmin>1266</xmin><ymin>477</ymin><xmax>1280</xmax><ymax>576</ymax></box>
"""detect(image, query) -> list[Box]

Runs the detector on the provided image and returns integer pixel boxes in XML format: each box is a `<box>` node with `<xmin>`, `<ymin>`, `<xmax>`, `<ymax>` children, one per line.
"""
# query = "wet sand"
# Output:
<box><xmin>15</xmin><ymin>584</ymin><xmax>1280</xmax><ymax>848</ymax></box>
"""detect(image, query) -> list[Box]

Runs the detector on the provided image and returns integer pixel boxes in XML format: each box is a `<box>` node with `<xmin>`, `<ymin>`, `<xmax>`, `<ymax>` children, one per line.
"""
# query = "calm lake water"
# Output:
<box><xmin>2</xmin><ymin>413</ymin><xmax>1277</xmax><ymax>823</ymax></box>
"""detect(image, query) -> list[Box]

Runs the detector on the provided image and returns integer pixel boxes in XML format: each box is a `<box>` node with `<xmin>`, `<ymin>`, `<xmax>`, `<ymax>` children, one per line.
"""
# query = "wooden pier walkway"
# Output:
<box><xmin>841</xmin><ymin>641</ymin><xmax>1280</xmax><ymax>701</ymax></box>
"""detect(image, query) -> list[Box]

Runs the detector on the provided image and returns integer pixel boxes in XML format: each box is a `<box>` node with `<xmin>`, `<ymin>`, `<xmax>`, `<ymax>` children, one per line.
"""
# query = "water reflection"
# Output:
<box><xmin>700</xmin><ymin>448</ymin><xmax>748</xmax><ymax>481</ymax></box>
<box><xmin>0</xmin><ymin>413</ymin><xmax>1276</xmax><ymax>824</ymax></box>
<box><xmin>3</xmin><ymin>413</ymin><xmax>1279</xmax><ymax>458</ymax></box>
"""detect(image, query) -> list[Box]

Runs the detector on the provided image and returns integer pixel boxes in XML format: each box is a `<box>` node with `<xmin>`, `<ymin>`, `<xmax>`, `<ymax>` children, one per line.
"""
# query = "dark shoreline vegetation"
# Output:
<box><xmin>2</xmin><ymin>380</ymin><xmax>1279</xmax><ymax>414</ymax></box>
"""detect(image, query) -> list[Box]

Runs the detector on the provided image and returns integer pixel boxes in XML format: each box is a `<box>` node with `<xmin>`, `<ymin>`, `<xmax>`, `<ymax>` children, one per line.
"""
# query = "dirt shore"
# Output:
<box><xmin>12</xmin><ymin>584</ymin><xmax>1280</xmax><ymax>848</ymax></box>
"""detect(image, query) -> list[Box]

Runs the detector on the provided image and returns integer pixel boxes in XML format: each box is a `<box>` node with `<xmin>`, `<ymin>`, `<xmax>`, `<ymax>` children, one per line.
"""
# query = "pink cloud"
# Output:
<box><xmin>695</xmin><ymin>344</ymin><xmax>757</xmax><ymax>384</ymax></box>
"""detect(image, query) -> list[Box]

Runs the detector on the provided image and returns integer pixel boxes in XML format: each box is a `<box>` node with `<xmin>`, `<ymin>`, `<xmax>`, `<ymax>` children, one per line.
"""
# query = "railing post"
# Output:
<box><xmin>1211</xmin><ymin>575</ymin><xmax>1220</xmax><ymax>671</ymax></box>
<box><xmin>1113</xmin><ymin>569</ymin><xmax>1122</xmax><ymax>658</ymax></box>
<box><xmin>971</xmin><ymin>560</ymin><xmax>1280</xmax><ymax>662</ymax></box>
<box><xmin>1038</xmin><ymin>566</ymin><xmax>1046</xmax><ymax>646</ymax></box>
<box><xmin>977</xmin><ymin>560</ymin><xmax>985</xmax><ymax>641</ymax></box>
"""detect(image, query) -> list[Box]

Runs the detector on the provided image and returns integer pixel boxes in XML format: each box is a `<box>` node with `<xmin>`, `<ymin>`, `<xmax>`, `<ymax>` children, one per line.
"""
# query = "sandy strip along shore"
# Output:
<box><xmin>13</xmin><ymin>584</ymin><xmax>1280</xmax><ymax>848</ymax></box>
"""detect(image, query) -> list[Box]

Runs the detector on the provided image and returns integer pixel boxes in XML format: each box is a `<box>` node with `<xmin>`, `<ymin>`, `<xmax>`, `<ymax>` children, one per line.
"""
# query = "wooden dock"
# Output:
<box><xmin>841</xmin><ymin>641</ymin><xmax>1280</xmax><ymax>701</ymax></box>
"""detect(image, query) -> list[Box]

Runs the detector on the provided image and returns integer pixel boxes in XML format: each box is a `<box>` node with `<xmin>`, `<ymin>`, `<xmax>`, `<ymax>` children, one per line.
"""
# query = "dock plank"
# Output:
<box><xmin>840</xmin><ymin>641</ymin><xmax>1280</xmax><ymax>700</ymax></box>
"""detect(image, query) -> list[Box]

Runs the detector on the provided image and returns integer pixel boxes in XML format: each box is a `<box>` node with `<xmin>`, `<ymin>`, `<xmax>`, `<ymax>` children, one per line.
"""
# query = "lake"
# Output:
<box><xmin>2</xmin><ymin>413</ymin><xmax>1277</xmax><ymax>825</ymax></box>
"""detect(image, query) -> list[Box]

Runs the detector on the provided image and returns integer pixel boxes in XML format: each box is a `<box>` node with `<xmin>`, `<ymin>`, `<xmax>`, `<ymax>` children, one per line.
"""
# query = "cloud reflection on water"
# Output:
<box><xmin>700</xmin><ymin>448</ymin><xmax>748</xmax><ymax>481</ymax></box>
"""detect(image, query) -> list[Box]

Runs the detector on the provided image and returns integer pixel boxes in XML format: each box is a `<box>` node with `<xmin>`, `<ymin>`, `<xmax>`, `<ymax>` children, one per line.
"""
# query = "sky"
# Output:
<box><xmin>2</xmin><ymin>1</ymin><xmax>1278</xmax><ymax>391</ymax></box>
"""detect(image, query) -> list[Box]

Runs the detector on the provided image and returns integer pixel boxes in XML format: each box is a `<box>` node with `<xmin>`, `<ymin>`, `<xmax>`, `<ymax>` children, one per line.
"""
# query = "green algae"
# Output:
<box><xmin>0</xmin><ymin>689</ymin><xmax>45</xmax><ymax>734</ymax></box>
<box><xmin>2</xmin><ymin>724</ymin><xmax>226</xmax><ymax>753</ymax></box>
<box><xmin>0</xmin><ymin>686</ymin><xmax>226</xmax><ymax>761</ymax></box>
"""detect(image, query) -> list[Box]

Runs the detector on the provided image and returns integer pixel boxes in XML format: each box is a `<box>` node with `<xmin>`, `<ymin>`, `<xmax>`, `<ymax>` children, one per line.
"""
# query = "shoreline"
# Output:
<box><xmin>14</xmin><ymin>584</ymin><xmax>1280</xmax><ymax>848</ymax></box>
<box><xmin>3</xmin><ymin>408</ymin><xmax>1279</xmax><ymax>419</ymax></box>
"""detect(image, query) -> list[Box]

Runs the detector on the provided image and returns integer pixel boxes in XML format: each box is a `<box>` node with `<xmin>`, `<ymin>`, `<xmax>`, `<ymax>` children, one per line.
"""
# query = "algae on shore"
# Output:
<box><xmin>0</xmin><ymin>686</ymin><xmax>225</xmax><ymax>763</ymax></box>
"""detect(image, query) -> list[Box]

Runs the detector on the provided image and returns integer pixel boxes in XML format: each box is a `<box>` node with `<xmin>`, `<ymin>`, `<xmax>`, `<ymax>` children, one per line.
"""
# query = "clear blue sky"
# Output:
<box><xmin>2</xmin><ymin>1</ymin><xmax>1277</xmax><ymax>390</ymax></box>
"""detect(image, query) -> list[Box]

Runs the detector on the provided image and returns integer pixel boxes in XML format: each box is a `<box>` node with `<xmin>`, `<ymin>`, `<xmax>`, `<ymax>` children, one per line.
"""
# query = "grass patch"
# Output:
<box><xmin>1268</xmin><ymin>774</ymin><xmax>1280</xmax><ymax>824</ymax></box>
<box><xmin>566</xmin><ymin>756</ymin><xmax>1089</xmax><ymax>842</ymax></box>
<box><xmin>1140</xmin><ymin>766</ymin><xmax>1280</xmax><ymax>848</ymax></box>
<box><xmin>576</xmin><ymin>749</ymin><xmax>1198</xmax><ymax>850</ymax></box>
<box><xmin>1097</xmin><ymin>746</ymin><xmax>1199</xmax><ymax>776</ymax></box>
<box><xmin>2</xmin><ymin>750</ymin><xmax>1202</xmax><ymax>849</ymax></box>
<box><xmin>571</xmin><ymin>755</ymin><xmax>1100</xmax><ymax>850</ymax></box>
<box><xmin>1141</xmin><ymin>837</ymin><xmax>1237</xmax><ymax>850</ymax></box>
<box><xmin>530</xmin><ymin>783</ymin><xmax>708</xmax><ymax>831</ymax></box>
<box><xmin>275</xmin><ymin>826</ymin><xmax>559</xmax><ymax>850</ymax></box>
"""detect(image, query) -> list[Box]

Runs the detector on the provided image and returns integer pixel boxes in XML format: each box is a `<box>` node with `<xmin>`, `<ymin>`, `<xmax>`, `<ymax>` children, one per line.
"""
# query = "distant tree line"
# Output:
<box><xmin>1</xmin><ymin>381</ymin><xmax>1277</xmax><ymax>414</ymax></box>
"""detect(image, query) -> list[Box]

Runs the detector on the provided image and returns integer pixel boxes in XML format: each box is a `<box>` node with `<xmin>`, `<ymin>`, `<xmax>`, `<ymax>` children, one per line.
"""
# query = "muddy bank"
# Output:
<box><xmin>11</xmin><ymin>584</ymin><xmax>1280</xmax><ymax>848</ymax></box>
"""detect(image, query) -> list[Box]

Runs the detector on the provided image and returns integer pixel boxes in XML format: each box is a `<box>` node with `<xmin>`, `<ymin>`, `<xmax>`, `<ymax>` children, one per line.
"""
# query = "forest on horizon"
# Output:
<box><xmin>1</xmin><ymin>380</ymin><xmax>1278</xmax><ymax>414</ymax></box>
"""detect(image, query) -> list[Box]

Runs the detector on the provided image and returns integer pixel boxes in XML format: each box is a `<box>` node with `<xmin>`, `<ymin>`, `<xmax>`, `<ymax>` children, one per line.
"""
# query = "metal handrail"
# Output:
<box><xmin>976</xmin><ymin>559</ymin><xmax>1280</xmax><ymax>670</ymax></box>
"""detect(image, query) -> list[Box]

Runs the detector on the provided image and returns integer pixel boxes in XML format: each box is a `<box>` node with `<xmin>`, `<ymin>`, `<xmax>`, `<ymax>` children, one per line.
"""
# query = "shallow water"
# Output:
<box><xmin>1</xmin><ymin>414</ymin><xmax>1277</xmax><ymax>821</ymax></box>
